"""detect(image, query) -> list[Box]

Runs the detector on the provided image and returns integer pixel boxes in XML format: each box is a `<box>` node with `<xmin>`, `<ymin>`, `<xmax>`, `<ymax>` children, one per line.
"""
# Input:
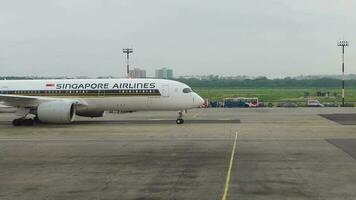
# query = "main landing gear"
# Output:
<box><xmin>176</xmin><ymin>111</ymin><xmax>184</xmax><ymax>124</ymax></box>
<box><xmin>12</xmin><ymin>117</ymin><xmax>41</xmax><ymax>126</ymax></box>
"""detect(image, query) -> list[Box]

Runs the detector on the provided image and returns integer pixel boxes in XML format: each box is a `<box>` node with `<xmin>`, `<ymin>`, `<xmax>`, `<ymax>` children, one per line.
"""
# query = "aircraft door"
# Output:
<box><xmin>161</xmin><ymin>85</ymin><xmax>169</xmax><ymax>97</ymax></box>
<box><xmin>147</xmin><ymin>96</ymin><xmax>153</xmax><ymax>107</ymax></box>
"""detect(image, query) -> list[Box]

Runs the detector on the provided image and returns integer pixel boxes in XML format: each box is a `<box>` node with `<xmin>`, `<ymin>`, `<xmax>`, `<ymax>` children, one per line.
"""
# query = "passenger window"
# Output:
<box><xmin>183</xmin><ymin>88</ymin><xmax>192</xmax><ymax>93</ymax></box>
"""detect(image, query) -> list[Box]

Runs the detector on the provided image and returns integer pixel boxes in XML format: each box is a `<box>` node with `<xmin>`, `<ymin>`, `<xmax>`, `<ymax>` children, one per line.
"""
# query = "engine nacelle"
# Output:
<box><xmin>37</xmin><ymin>101</ymin><xmax>76</xmax><ymax>123</ymax></box>
<box><xmin>76</xmin><ymin>110</ymin><xmax>104</xmax><ymax>118</ymax></box>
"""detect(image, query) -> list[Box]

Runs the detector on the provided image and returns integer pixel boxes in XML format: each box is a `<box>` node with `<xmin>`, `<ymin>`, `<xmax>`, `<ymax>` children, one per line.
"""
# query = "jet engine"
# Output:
<box><xmin>37</xmin><ymin>101</ymin><xmax>76</xmax><ymax>123</ymax></box>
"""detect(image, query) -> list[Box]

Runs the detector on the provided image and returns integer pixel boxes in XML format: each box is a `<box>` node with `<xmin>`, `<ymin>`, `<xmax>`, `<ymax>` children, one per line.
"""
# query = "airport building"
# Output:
<box><xmin>155</xmin><ymin>68</ymin><xmax>173</xmax><ymax>79</ymax></box>
<box><xmin>129</xmin><ymin>68</ymin><xmax>146</xmax><ymax>78</ymax></box>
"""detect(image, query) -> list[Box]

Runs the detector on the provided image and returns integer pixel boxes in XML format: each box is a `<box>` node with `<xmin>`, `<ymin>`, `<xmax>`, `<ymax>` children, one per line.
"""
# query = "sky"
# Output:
<box><xmin>0</xmin><ymin>0</ymin><xmax>355</xmax><ymax>78</ymax></box>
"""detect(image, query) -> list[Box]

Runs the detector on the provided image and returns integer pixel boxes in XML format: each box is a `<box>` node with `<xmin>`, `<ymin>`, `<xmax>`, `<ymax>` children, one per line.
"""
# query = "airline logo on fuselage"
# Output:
<box><xmin>54</xmin><ymin>82</ymin><xmax>156</xmax><ymax>90</ymax></box>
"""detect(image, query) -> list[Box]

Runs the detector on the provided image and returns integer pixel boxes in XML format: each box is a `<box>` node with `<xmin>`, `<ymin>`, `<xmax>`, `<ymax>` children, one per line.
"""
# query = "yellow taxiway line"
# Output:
<box><xmin>221</xmin><ymin>131</ymin><xmax>238</xmax><ymax>200</ymax></box>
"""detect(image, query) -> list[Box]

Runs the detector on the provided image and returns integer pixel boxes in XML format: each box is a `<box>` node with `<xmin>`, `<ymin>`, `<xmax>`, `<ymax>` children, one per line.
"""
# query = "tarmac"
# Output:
<box><xmin>1</xmin><ymin>108</ymin><xmax>356</xmax><ymax>200</ymax></box>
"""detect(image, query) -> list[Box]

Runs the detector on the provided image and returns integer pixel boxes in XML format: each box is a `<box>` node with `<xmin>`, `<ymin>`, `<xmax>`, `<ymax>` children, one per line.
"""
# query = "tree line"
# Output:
<box><xmin>2</xmin><ymin>76</ymin><xmax>356</xmax><ymax>88</ymax></box>
<box><xmin>175</xmin><ymin>76</ymin><xmax>356</xmax><ymax>88</ymax></box>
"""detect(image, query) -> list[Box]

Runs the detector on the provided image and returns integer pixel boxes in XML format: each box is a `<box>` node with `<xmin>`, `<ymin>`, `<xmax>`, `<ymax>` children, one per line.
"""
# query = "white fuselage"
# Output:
<box><xmin>0</xmin><ymin>78</ymin><xmax>204</xmax><ymax>113</ymax></box>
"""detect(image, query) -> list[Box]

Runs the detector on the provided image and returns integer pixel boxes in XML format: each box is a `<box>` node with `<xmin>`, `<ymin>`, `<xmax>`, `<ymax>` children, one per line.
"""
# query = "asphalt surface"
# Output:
<box><xmin>327</xmin><ymin>139</ymin><xmax>356</xmax><ymax>160</ymax></box>
<box><xmin>1</xmin><ymin>108</ymin><xmax>356</xmax><ymax>200</ymax></box>
<box><xmin>320</xmin><ymin>113</ymin><xmax>356</xmax><ymax>125</ymax></box>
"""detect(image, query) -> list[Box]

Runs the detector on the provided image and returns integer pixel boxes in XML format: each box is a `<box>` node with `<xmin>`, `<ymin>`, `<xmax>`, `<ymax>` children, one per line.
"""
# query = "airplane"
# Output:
<box><xmin>0</xmin><ymin>78</ymin><xmax>204</xmax><ymax>126</ymax></box>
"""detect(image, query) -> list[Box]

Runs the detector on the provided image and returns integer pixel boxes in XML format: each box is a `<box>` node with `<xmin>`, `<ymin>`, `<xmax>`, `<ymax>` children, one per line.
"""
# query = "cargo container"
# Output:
<box><xmin>210</xmin><ymin>101</ymin><xmax>221</xmax><ymax>108</ymax></box>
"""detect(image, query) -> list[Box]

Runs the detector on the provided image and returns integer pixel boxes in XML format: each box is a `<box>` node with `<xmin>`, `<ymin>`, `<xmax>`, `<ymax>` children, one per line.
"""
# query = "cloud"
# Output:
<box><xmin>0</xmin><ymin>0</ymin><xmax>355</xmax><ymax>77</ymax></box>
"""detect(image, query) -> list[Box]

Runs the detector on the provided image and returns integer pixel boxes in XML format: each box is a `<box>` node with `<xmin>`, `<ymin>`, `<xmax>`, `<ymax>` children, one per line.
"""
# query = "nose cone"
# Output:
<box><xmin>194</xmin><ymin>93</ymin><xmax>205</xmax><ymax>107</ymax></box>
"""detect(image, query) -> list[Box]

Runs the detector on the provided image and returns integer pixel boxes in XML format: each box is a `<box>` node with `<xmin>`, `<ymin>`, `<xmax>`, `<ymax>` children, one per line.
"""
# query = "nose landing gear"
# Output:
<box><xmin>176</xmin><ymin>118</ymin><xmax>184</xmax><ymax>124</ymax></box>
<box><xmin>176</xmin><ymin>111</ymin><xmax>184</xmax><ymax>124</ymax></box>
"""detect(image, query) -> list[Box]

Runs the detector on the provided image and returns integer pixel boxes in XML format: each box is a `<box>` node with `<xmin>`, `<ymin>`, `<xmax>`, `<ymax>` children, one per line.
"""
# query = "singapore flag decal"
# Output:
<box><xmin>46</xmin><ymin>83</ymin><xmax>55</xmax><ymax>87</ymax></box>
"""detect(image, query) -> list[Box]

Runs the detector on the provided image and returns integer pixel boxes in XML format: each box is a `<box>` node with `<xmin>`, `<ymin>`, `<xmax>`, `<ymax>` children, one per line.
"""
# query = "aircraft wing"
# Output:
<box><xmin>0</xmin><ymin>94</ymin><xmax>88</xmax><ymax>108</ymax></box>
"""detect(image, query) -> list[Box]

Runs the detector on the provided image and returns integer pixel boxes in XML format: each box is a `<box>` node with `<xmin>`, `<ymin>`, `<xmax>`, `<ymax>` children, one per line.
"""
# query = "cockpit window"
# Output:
<box><xmin>183</xmin><ymin>88</ymin><xmax>192</xmax><ymax>93</ymax></box>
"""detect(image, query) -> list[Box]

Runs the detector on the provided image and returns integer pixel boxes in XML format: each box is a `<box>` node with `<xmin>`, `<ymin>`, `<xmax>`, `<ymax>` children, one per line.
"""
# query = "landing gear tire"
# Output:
<box><xmin>34</xmin><ymin>116</ymin><xmax>41</xmax><ymax>124</ymax></box>
<box><xmin>12</xmin><ymin>119</ymin><xmax>24</xmax><ymax>126</ymax></box>
<box><xmin>12</xmin><ymin>118</ymin><xmax>35</xmax><ymax>126</ymax></box>
<box><xmin>176</xmin><ymin>111</ymin><xmax>184</xmax><ymax>124</ymax></box>
<box><xmin>176</xmin><ymin>118</ymin><xmax>184</xmax><ymax>124</ymax></box>
<box><xmin>23</xmin><ymin>119</ymin><xmax>34</xmax><ymax>126</ymax></box>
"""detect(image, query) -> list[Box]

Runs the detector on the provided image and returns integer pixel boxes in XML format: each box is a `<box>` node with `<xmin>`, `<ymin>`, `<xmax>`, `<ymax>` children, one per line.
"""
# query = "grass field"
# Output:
<box><xmin>194</xmin><ymin>88</ymin><xmax>356</xmax><ymax>104</ymax></box>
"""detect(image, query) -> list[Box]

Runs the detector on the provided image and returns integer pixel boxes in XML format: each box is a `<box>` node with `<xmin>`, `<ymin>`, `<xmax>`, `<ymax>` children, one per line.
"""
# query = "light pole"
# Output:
<box><xmin>123</xmin><ymin>48</ymin><xmax>133</xmax><ymax>78</ymax></box>
<box><xmin>337</xmin><ymin>40</ymin><xmax>349</xmax><ymax>107</ymax></box>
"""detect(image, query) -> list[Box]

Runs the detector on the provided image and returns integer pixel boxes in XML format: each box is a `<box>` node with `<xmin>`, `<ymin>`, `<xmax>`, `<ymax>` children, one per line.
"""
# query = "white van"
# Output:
<box><xmin>307</xmin><ymin>99</ymin><xmax>324</xmax><ymax>107</ymax></box>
